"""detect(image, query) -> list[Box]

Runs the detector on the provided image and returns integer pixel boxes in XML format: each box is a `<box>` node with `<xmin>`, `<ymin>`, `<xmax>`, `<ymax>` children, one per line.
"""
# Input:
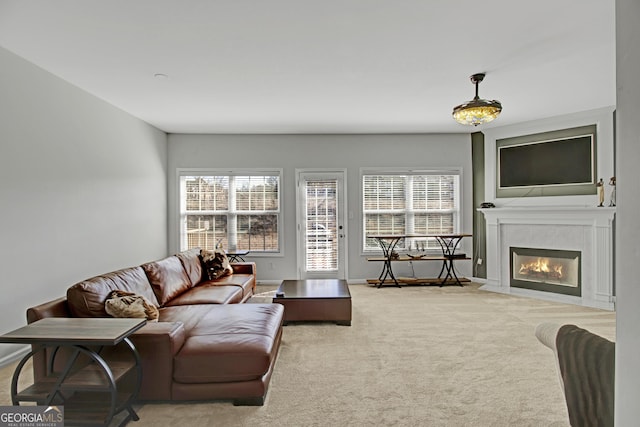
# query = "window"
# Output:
<box><xmin>362</xmin><ymin>170</ymin><xmax>460</xmax><ymax>252</ymax></box>
<box><xmin>179</xmin><ymin>171</ymin><xmax>281</xmax><ymax>253</ymax></box>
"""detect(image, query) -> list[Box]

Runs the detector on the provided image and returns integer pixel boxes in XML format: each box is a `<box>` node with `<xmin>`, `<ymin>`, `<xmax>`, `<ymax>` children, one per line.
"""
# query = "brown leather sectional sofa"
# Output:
<box><xmin>25</xmin><ymin>248</ymin><xmax>284</xmax><ymax>406</ymax></box>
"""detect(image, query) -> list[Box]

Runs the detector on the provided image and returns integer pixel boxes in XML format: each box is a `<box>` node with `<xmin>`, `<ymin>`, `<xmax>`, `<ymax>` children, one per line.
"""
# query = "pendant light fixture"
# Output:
<box><xmin>452</xmin><ymin>73</ymin><xmax>502</xmax><ymax>126</ymax></box>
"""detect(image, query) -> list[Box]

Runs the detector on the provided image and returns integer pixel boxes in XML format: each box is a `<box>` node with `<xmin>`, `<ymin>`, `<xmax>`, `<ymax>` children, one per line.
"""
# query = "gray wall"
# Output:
<box><xmin>615</xmin><ymin>0</ymin><xmax>640</xmax><ymax>423</ymax></box>
<box><xmin>168</xmin><ymin>133</ymin><xmax>473</xmax><ymax>282</ymax></box>
<box><xmin>0</xmin><ymin>47</ymin><xmax>168</xmax><ymax>363</ymax></box>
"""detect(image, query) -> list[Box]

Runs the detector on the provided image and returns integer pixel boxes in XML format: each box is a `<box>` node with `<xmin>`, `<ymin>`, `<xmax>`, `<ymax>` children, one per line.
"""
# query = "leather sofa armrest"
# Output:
<box><xmin>230</xmin><ymin>262</ymin><xmax>256</xmax><ymax>276</ymax></box>
<box><xmin>26</xmin><ymin>297</ymin><xmax>71</xmax><ymax>323</ymax></box>
<box><xmin>131</xmin><ymin>321</ymin><xmax>186</xmax><ymax>356</ymax></box>
<box><xmin>129</xmin><ymin>321</ymin><xmax>186</xmax><ymax>400</ymax></box>
<box><xmin>231</xmin><ymin>262</ymin><xmax>257</xmax><ymax>294</ymax></box>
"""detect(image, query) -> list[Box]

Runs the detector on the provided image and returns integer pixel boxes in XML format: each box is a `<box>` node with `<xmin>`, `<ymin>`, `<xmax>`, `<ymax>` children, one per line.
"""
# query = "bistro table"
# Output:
<box><xmin>367</xmin><ymin>233</ymin><xmax>472</xmax><ymax>288</ymax></box>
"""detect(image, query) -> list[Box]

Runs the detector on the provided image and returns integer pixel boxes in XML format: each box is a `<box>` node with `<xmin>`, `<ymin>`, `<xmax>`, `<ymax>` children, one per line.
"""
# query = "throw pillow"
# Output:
<box><xmin>105</xmin><ymin>290</ymin><xmax>159</xmax><ymax>322</ymax></box>
<box><xmin>200</xmin><ymin>249</ymin><xmax>234</xmax><ymax>281</ymax></box>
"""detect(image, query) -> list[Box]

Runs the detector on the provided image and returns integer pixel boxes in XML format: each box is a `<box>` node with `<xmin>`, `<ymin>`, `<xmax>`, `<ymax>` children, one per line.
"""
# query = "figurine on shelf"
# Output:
<box><xmin>597</xmin><ymin>178</ymin><xmax>605</xmax><ymax>207</ymax></box>
<box><xmin>609</xmin><ymin>176</ymin><xmax>616</xmax><ymax>207</ymax></box>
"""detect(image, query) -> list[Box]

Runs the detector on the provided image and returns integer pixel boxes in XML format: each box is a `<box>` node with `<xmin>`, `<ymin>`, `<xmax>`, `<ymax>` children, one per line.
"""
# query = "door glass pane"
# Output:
<box><xmin>305</xmin><ymin>179</ymin><xmax>338</xmax><ymax>271</ymax></box>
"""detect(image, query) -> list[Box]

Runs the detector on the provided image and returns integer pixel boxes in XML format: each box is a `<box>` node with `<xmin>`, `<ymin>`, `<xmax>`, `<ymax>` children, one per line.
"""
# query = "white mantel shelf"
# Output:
<box><xmin>478</xmin><ymin>205</ymin><xmax>616</xmax><ymax>310</ymax></box>
<box><xmin>479</xmin><ymin>206</ymin><xmax>616</xmax><ymax>225</ymax></box>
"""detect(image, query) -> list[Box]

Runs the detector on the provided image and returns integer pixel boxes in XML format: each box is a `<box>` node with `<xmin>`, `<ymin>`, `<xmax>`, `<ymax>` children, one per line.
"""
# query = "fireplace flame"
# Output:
<box><xmin>519</xmin><ymin>257</ymin><xmax>563</xmax><ymax>279</ymax></box>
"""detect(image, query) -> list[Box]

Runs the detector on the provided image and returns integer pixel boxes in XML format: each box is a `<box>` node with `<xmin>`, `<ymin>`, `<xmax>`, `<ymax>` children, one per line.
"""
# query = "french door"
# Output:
<box><xmin>296</xmin><ymin>170</ymin><xmax>347</xmax><ymax>279</ymax></box>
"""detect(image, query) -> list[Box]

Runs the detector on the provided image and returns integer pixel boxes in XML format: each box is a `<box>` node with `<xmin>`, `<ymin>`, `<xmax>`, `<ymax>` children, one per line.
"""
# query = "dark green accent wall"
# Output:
<box><xmin>471</xmin><ymin>132</ymin><xmax>486</xmax><ymax>279</ymax></box>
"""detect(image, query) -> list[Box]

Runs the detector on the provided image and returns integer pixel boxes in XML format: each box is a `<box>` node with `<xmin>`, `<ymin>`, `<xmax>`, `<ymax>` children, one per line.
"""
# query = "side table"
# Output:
<box><xmin>0</xmin><ymin>317</ymin><xmax>146</xmax><ymax>427</ymax></box>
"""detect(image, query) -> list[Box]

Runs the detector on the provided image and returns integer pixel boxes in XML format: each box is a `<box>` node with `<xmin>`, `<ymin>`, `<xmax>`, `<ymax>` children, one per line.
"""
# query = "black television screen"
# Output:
<box><xmin>498</xmin><ymin>135</ymin><xmax>594</xmax><ymax>189</ymax></box>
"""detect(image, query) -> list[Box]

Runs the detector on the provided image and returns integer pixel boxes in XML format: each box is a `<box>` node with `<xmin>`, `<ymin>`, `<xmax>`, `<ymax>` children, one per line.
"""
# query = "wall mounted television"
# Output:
<box><xmin>496</xmin><ymin>125</ymin><xmax>597</xmax><ymax>198</ymax></box>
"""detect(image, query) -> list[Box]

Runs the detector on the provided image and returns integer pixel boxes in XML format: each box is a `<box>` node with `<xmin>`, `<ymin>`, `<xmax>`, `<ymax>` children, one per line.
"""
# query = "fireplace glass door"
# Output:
<box><xmin>510</xmin><ymin>247</ymin><xmax>581</xmax><ymax>297</ymax></box>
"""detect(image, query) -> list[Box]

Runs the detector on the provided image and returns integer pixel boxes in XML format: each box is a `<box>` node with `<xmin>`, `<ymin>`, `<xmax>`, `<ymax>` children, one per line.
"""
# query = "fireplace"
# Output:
<box><xmin>510</xmin><ymin>247</ymin><xmax>581</xmax><ymax>297</ymax></box>
<box><xmin>479</xmin><ymin>206</ymin><xmax>614</xmax><ymax>310</ymax></box>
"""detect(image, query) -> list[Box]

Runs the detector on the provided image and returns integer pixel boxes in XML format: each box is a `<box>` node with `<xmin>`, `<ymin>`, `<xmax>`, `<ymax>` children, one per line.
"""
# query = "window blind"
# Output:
<box><xmin>362</xmin><ymin>172</ymin><xmax>459</xmax><ymax>252</ymax></box>
<box><xmin>180</xmin><ymin>172</ymin><xmax>281</xmax><ymax>252</ymax></box>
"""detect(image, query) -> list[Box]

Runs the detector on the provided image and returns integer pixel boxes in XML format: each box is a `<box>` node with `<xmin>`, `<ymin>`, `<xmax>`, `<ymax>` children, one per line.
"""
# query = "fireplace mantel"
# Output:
<box><xmin>478</xmin><ymin>206</ymin><xmax>615</xmax><ymax>310</ymax></box>
<box><xmin>479</xmin><ymin>206</ymin><xmax>616</xmax><ymax>226</ymax></box>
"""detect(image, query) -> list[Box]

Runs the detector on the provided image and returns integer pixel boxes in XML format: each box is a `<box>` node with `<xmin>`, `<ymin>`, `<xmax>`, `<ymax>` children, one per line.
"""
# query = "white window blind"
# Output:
<box><xmin>180</xmin><ymin>172</ymin><xmax>281</xmax><ymax>253</ymax></box>
<box><xmin>362</xmin><ymin>172</ymin><xmax>460</xmax><ymax>252</ymax></box>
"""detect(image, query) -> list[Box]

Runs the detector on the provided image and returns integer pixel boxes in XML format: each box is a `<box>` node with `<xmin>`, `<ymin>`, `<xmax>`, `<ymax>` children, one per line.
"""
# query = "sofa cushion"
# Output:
<box><xmin>175</xmin><ymin>248</ymin><xmax>202</xmax><ymax>287</ymax></box>
<box><xmin>67</xmin><ymin>266</ymin><xmax>159</xmax><ymax>318</ymax></box>
<box><xmin>164</xmin><ymin>284</ymin><xmax>243</xmax><ymax>306</ymax></box>
<box><xmin>142</xmin><ymin>256</ymin><xmax>192</xmax><ymax>306</ymax></box>
<box><xmin>170</xmin><ymin>304</ymin><xmax>284</xmax><ymax>383</ymax></box>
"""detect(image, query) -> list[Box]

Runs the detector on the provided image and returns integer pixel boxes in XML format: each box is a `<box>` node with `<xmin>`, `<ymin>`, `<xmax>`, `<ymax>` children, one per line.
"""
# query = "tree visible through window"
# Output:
<box><xmin>180</xmin><ymin>173</ymin><xmax>280</xmax><ymax>252</ymax></box>
<box><xmin>363</xmin><ymin>172</ymin><xmax>459</xmax><ymax>252</ymax></box>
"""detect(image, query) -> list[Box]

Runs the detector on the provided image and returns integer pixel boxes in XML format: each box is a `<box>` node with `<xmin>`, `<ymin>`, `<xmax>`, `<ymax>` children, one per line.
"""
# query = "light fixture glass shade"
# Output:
<box><xmin>452</xmin><ymin>98</ymin><xmax>502</xmax><ymax>126</ymax></box>
<box><xmin>452</xmin><ymin>73</ymin><xmax>502</xmax><ymax>126</ymax></box>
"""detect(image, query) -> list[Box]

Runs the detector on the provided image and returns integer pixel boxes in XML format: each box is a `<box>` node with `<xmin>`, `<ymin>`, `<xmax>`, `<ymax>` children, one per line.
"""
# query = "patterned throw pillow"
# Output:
<box><xmin>200</xmin><ymin>249</ymin><xmax>234</xmax><ymax>281</ymax></box>
<box><xmin>104</xmin><ymin>290</ymin><xmax>159</xmax><ymax>321</ymax></box>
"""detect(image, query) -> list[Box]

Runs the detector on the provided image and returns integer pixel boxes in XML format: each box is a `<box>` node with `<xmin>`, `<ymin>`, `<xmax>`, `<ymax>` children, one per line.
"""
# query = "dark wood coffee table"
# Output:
<box><xmin>273</xmin><ymin>279</ymin><xmax>351</xmax><ymax>326</ymax></box>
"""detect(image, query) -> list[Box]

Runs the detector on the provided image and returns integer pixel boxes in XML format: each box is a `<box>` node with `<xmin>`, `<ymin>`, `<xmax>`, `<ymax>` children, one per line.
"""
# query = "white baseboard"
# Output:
<box><xmin>0</xmin><ymin>345</ymin><xmax>30</xmax><ymax>369</ymax></box>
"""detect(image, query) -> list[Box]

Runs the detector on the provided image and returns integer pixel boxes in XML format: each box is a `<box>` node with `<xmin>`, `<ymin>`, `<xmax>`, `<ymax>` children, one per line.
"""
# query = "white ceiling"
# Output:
<box><xmin>0</xmin><ymin>0</ymin><xmax>616</xmax><ymax>134</ymax></box>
